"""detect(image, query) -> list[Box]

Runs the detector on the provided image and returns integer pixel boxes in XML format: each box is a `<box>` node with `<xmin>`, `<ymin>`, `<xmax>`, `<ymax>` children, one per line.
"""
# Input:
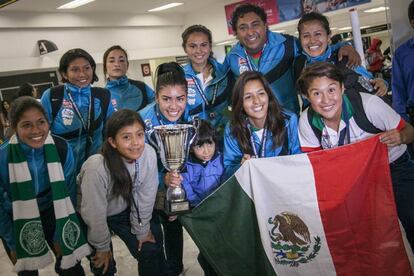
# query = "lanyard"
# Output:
<box><xmin>191</xmin><ymin>76</ymin><xmax>219</xmax><ymax>108</ymax></box>
<box><xmin>321</xmin><ymin>106</ymin><xmax>350</xmax><ymax>148</ymax></box>
<box><xmin>131</xmin><ymin>161</ymin><xmax>142</xmax><ymax>226</ymax></box>
<box><xmin>65</xmin><ymin>87</ymin><xmax>93</xmax><ymax>143</ymax></box>
<box><xmin>247</xmin><ymin>122</ymin><xmax>267</xmax><ymax>158</ymax></box>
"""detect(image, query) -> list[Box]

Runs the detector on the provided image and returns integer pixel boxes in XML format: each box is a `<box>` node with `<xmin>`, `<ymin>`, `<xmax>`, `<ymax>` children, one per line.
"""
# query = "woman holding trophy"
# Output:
<box><xmin>77</xmin><ymin>109</ymin><xmax>168</xmax><ymax>276</ymax></box>
<box><xmin>139</xmin><ymin>62</ymin><xmax>189</xmax><ymax>276</ymax></box>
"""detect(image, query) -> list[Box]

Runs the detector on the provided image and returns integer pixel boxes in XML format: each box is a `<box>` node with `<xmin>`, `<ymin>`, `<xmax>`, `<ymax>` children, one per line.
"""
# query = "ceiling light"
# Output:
<box><xmin>57</xmin><ymin>0</ymin><xmax>95</xmax><ymax>9</ymax></box>
<box><xmin>330</xmin><ymin>27</ymin><xmax>338</xmax><ymax>30</ymax></box>
<box><xmin>216</xmin><ymin>40</ymin><xmax>235</xmax><ymax>46</ymax></box>
<box><xmin>363</xmin><ymin>6</ymin><xmax>389</xmax><ymax>13</ymax></box>
<box><xmin>271</xmin><ymin>30</ymin><xmax>286</xmax><ymax>33</ymax></box>
<box><xmin>338</xmin><ymin>26</ymin><xmax>352</xmax><ymax>31</ymax></box>
<box><xmin>148</xmin><ymin>2</ymin><xmax>183</xmax><ymax>12</ymax></box>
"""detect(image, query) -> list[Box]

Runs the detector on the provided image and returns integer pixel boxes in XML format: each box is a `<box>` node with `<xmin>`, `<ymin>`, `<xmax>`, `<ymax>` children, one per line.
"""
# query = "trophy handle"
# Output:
<box><xmin>189</xmin><ymin>116</ymin><xmax>200</xmax><ymax>146</ymax></box>
<box><xmin>144</xmin><ymin>119</ymin><xmax>159</xmax><ymax>151</ymax></box>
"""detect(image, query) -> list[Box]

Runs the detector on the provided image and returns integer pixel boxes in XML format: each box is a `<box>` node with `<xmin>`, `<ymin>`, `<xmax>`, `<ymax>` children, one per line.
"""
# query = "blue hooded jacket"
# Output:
<box><xmin>0</xmin><ymin>137</ymin><xmax>76</xmax><ymax>250</ymax></box>
<box><xmin>183</xmin><ymin>58</ymin><xmax>232</xmax><ymax>129</ymax></box>
<box><xmin>41</xmin><ymin>83</ymin><xmax>114</xmax><ymax>173</ymax></box>
<box><xmin>181</xmin><ymin>152</ymin><xmax>224</xmax><ymax>207</ymax></box>
<box><xmin>106</xmin><ymin>76</ymin><xmax>155</xmax><ymax>112</ymax></box>
<box><xmin>223</xmin><ymin>111</ymin><xmax>301</xmax><ymax>179</ymax></box>
<box><xmin>225</xmin><ymin>31</ymin><xmax>301</xmax><ymax>114</ymax></box>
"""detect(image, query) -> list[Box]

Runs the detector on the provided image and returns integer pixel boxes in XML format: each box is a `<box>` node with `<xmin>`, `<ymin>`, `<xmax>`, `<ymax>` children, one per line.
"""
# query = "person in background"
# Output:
<box><xmin>181</xmin><ymin>25</ymin><xmax>233</xmax><ymax>145</ymax></box>
<box><xmin>165</xmin><ymin>120</ymin><xmax>223</xmax><ymax>276</ymax></box>
<box><xmin>139</xmin><ymin>62</ymin><xmax>189</xmax><ymax>276</ymax></box>
<box><xmin>225</xmin><ymin>3</ymin><xmax>361</xmax><ymax>114</ymax></box>
<box><xmin>0</xmin><ymin>97</ymin><xmax>88</xmax><ymax>275</ymax></box>
<box><xmin>103</xmin><ymin>45</ymin><xmax>155</xmax><ymax>112</ymax></box>
<box><xmin>223</xmin><ymin>71</ymin><xmax>301</xmax><ymax>180</ymax></box>
<box><xmin>392</xmin><ymin>0</ymin><xmax>414</xmax><ymax>123</ymax></box>
<box><xmin>0</xmin><ymin>100</ymin><xmax>11</xmax><ymax>138</ymax></box>
<box><xmin>41</xmin><ymin>48</ymin><xmax>114</xmax><ymax>173</ymax></box>
<box><xmin>366</xmin><ymin>38</ymin><xmax>384</xmax><ymax>75</ymax></box>
<box><xmin>17</xmin><ymin>83</ymin><xmax>37</xmax><ymax>98</ymax></box>
<box><xmin>297</xmin><ymin>62</ymin><xmax>414</xmax><ymax>253</ymax></box>
<box><xmin>77</xmin><ymin>109</ymin><xmax>167</xmax><ymax>276</ymax></box>
<box><xmin>294</xmin><ymin>12</ymin><xmax>387</xmax><ymax>97</ymax></box>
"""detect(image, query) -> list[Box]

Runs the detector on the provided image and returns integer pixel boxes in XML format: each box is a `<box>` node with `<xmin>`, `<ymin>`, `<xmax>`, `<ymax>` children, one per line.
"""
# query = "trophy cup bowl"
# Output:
<box><xmin>152</xmin><ymin>124</ymin><xmax>196</xmax><ymax>215</ymax></box>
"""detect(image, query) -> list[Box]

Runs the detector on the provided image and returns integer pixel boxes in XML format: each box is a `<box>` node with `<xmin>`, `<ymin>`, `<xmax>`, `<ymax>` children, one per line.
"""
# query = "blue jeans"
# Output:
<box><xmin>89</xmin><ymin>208</ymin><xmax>168</xmax><ymax>276</ymax></box>
<box><xmin>390</xmin><ymin>150</ymin><xmax>414</xmax><ymax>252</ymax></box>
<box><xmin>157</xmin><ymin>210</ymin><xmax>184</xmax><ymax>276</ymax></box>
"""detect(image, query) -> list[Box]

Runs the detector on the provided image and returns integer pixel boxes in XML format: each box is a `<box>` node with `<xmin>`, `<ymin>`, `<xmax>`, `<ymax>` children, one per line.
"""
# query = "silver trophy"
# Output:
<box><xmin>146</xmin><ymin>122</ymin><xmax>198</xmax><ymax>215</ymax></box>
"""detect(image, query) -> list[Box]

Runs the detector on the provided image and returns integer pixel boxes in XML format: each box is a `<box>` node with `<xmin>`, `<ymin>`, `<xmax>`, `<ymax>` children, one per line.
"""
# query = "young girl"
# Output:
<box><xmin>165</xmin><ymin>120</ymin><xmax>223</xmax><ymax>276</ymax></box>
<box><xmin>41</xmin><ymin>48</ymin><xmax>115</xmax><ymax>173</ymax></box>
<box><xmin>0</xmin><ymin>96</ymin><xmax>88</xmax><ymax>275</ymax></box>
<box><xmin>103</xmin><ymin>45</ymin><xmax>155</xmax><ymax>112</ymax></box>
<box><xmin>223</xmin><ymin>71</ymin><xmax>301</xmax><ymax>179</ymax></box>
<box><xmin>295</xmin><ymin>12</ymin><xmax>388</xmax><ymax>97</ymax></box>
<box><xmin>77</xmin><ymin>109</ymin><xmax>167</xmax><ymax>276</ymax></box>
<box><xmin>181</xmin><ymin>25</ymin><xmax>233</xmax><ymax>139</ymax></box>
<box><xmin>139</xmin><ymin>62</ymin><xmax>188</xmax><ymax>276</ymax></box>
<box><xmin>297</xmin><ymin>62</ymin><xmax>414</xmax><ymax>252</ymax></box>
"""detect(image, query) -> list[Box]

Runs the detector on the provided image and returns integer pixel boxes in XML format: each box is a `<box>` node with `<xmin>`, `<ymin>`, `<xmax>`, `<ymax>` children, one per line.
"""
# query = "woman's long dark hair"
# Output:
<box><xmin>230</xmin><ymin>71</ymin><xmax>286</xmax><ymax>155</ymax></box>
<box><xmin>102</xmin><ymin>109</ymin><xmax>145</xmax><ymax>201</ymax></box>
<box><xmin>155</xmin><ymin>62</ymin><xmax>187</xmax><ymax>94</ymax></box>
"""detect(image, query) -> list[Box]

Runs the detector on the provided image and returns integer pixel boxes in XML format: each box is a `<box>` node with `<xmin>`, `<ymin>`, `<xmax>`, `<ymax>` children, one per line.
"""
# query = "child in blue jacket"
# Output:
<box><xmin>165</xmin><ymin>120</ymin><xmax>223</xmax><ymax>276</ymax></box>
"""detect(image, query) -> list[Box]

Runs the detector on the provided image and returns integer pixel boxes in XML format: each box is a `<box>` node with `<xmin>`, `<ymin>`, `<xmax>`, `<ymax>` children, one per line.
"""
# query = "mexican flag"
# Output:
<box><xmin>180</xmin><ymin>136</ymin><xmax>414</xmax><ymax>276</ymax></box>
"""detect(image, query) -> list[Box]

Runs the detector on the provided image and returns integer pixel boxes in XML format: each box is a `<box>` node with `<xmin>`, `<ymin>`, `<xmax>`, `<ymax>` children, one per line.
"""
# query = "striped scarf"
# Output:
<box><xmin>8</xmin><ymin>132</ymin><xmax>90</xmax><ymax>272</ymax></box>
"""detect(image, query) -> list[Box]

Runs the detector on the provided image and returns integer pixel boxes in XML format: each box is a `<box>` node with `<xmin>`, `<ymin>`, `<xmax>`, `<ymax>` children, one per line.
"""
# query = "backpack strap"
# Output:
<box><xmin>50</xmin><ymin>85</ymin><xmax>65</xmax><ymax>122</ymax></box>
<box><xmin>128</xmin><ymin>79</ymin><xmax>148</xmax><ymax>111</ymax></box>
<box><xmin>90</xmin><ymin>87</ymin><xmax>111</xmax><ymax>135</ymax></box>
<box><xmin>292</xmin><ymin>54</ymin><xmax>307</xmax><ymax>85</ymax></box>
<box><xmin>52</xmin><ymin>134</ymin><xmax>68</xmax><ymax>167</ymax></box>
<box><xmin>264</xmin><ymin>34</ymin><xmax>295</xmax><ymax>84</ymax></box>
<box><xmin>278</xmin><ymin>114</ymin><xmax>290</xmax><ymax>156</ymax></box>
<box><xmin>344</xmin><ymin>89</ymin><xmax>382</xmax><ymax>134</ymax></box>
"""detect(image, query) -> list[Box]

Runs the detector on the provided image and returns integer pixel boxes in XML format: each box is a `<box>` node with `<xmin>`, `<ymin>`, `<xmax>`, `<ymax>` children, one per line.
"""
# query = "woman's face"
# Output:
<box><xmin>184</xmin><ymin>32</ymin><xmax>211</xmax><ymax>67</ymax></box>
<box><xmin>299</xmin><ymin>20</ymin><xmax>330</xmax><ymax>58</ymax></box>
<box><xmin>156</xmin><ymin>85</ymin><xmax>187</xmax><ymax>122</ymax></box>
<box><xmin>242</xmin><ymin>79</ymin><xmax>269</xmax><ymax>128</ymax></box>
<box><xmin>62</xmin><ymin>57</ymin><xmax>93</xmax><ymax>88</ymax></box>
<box><xmin>108</xmin><ymin>121</ymin><xmax>145</xmax><ymax>162</ymax></box>
<box><xmin>105</xmin><ymin>49</ymin><xmax>129</xmax><ymax>80</ymax></box>
<box><xmin>3</xmin><ymin>101</ymin><xmax>10</xmax><ymax>111</ymax></box>
<box><xmin>15</xmin><ymin>108</ymin><xmax>49</xmax><ymax>149</ymax></box>
<box><xmin>307</xmin><ymin>76</ymin><xmax>343</xmax><ymax>128</ymax></box>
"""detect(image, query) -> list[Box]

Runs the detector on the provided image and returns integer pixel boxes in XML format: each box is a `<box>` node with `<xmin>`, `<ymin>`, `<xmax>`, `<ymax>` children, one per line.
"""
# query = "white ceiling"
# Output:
<box><xmin>1</xmin><ymin>0</ymin><xmax>390</xmax><ymax>37</ymax></box>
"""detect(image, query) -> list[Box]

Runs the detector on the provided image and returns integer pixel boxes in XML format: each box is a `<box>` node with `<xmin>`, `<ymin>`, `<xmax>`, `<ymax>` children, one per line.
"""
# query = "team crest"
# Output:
<box><xmin>62</xmin><ymin>219</ymin><xmax>81</xmax><ymax>250</ymax></box>
<box><xmin>268</xmin><ymin>212</ymin><xmax>321</xmax><ymax>267</ymax></box>
<box><xmin>19</xmin><ymin>221</ymin><xmax>47</xmax><ymax>255</ymax></box>
<box><xmin>187</xmin><ymin>87</ymin><xmax>197</xmax><ymax>105</ymax></box>
<box><xmin>61</xmin><ymin>108</ymin><xmax>74</xmax><ymax>126</ymax></box>
<box><xmin>62</xmin><ymin>99</ymin><xmax>73</xmax><ymax>109</ymax></box>
<box><xmin>238</xmin><ymin>58</ymin><xmax>249</xmax><ymax>74</ymax></box>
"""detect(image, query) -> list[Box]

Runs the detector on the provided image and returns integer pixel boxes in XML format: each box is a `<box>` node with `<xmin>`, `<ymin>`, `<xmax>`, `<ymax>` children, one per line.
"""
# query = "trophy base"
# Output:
<box><xmin>164</xmin><ymin>199</ymin><xmax>191</xmax><ymax>215</ymax></box>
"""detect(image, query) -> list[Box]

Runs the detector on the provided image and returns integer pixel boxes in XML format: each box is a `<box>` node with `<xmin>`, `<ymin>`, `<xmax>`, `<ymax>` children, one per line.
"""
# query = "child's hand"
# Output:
<box><xmin>241</xmin><ymin>154</ymin><xmax>252</xmax><ymax>165</ymax></box>
<box><xmin>164</xmin><ymin>171</ymin><xmax>182</xmax><ymax>187</ymax></box>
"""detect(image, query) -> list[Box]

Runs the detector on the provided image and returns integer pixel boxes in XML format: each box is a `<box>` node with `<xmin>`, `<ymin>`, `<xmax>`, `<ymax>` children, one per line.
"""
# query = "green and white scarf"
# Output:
<box><xmin>8</xmin><ymin>132</ymin><xmax>90</xmax><ymax>272</ymax></box>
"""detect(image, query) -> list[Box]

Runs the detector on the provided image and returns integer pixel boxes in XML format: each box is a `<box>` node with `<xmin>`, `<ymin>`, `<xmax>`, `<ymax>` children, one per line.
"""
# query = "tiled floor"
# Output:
<box><xmin>0</xmin><ymin>230</ymin><xmax>203</xmax><ymax>275</ymax></box>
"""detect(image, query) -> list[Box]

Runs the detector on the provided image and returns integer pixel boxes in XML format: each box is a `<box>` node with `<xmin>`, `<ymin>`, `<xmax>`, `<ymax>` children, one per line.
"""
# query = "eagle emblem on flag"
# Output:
<box><xmin>268</xmin><ymin>212</ymin><xmax>321</xmax><ymax>267</ymax></box>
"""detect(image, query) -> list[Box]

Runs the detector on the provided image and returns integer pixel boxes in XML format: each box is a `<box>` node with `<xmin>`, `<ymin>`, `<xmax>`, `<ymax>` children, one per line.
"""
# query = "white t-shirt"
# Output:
<box><xmin>299</xmin><ymin>93</ymin><xmax>407</xmax><ymax>163</ymax></box>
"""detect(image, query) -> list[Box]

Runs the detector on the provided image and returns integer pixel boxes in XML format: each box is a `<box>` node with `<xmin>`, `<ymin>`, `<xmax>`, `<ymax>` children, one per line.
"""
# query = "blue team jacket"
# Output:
<box><xmin>223</xmin><ymin>111</ymin><xmax>301</xmax><ymax>179</ymax></box>
<box><xmin>41</xmin><ymin>83</ymin><xmax>114</xmax><ymax>173</ymax></box>
<box><xmin>106</xmin><ymin>76</ymin><xmax>155</xmax><ymax>112</ymax></box>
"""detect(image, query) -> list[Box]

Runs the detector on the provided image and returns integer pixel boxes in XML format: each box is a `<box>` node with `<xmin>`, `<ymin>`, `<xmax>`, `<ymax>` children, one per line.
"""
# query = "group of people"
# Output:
<box><xmin>1</xmin><ymin>2</ymin><xmax>414</xmax><ymax>276</ymax></box>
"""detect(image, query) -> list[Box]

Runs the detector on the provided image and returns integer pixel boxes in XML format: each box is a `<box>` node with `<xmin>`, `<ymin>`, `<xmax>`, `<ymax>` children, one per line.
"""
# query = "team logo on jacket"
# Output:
<box><xmin>238</xmin><ymin>58</ymin><xmax>249</xmax><ymax>74</ymax></box>
<box><xmin>187</xmin><ymin>82</ymin><xmax>197</xmax><ymax>105</ymax></box>
<box><xmin>111</xmin><ymin>99</ymin><xmax>118</xmax><ymax>110</ymax></box>
<box><xmin>62</xmin><ymin>99</ymin><xmax>73</xmax><ymax>109</ymax></box>
<box><xmin>62</xmin><ymin>108</ymin><xmax>74</xmax><ymax>126</ymax></box>
<box><xmin>20</xmin><ymin>220</ymin><xmax>47</xmax><ymax>255</ymax></box>
<box><xmin>268</xmin><ymin>211</ymin><xmax>321</xmax><ymax>267</ymax></box>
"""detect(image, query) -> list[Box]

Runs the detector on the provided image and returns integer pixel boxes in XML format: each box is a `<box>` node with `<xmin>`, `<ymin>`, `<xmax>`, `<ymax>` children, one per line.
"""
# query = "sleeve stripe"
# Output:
<box><xmin>396</xmin><ymin>119</ymin><xmax>406</xmax><ymax>131</ymax></box>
